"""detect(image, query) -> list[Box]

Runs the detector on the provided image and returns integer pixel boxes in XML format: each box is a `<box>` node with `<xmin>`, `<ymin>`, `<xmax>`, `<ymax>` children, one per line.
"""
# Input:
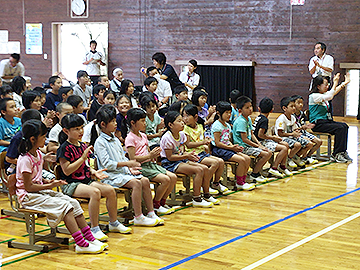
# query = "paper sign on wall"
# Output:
<box><xmin>291</xmin><ymin>0</ymin><xmax>305</xmax><ymax>5</ymax></box>
<box><xmin>26</xmin><ymin>23</ymin><xmax>43</xmax><ymax>54</ymax></box>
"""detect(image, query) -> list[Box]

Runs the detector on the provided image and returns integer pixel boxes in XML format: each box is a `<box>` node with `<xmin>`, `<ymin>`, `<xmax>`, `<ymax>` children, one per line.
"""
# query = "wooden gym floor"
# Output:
<box><xmin>1</xmin><ymin>115</ymin><xmax>360</xmax><ymax>269</ymax></box>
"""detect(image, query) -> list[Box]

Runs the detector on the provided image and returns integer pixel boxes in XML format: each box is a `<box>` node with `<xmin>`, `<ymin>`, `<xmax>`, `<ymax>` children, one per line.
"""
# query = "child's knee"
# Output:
<box><xmin>294</xmin><ymin>142</ymin><xmax>301</xmax><ymax>149</ymax></box>
<box><xmin>90</xmin><ymin>188</ymin><xmax>102</xmax><ymax>200</ymax></box>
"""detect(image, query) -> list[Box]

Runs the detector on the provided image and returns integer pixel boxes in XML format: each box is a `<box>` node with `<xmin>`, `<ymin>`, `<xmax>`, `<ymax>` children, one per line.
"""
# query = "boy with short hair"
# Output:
<box><xmin>88</xmin><ymin>84</ymin><xmax>106</xmax><ymax>121</ymax></box>
<box><xmin>253</xmin><ymin>97</ymin><xmax>293</xmax><ymax>177</ymax></box>
<box><xmin>66</xmin><ymin>95</ymin><xmax>87</xmax><ymax>124</ymax></box>
<box><xmin>143</xmin><ymin>77</ymin><xmax>160</xmax><ymax>104</ymax></box>
<box><xmin>275</xmin><ymin>97</ymin><xmax>314</xmax><ymax>168</ymax></box>
<box><xmin>0</xmin><ymin>85</ymin><xmax>13</xmax><ymax>99</ymax></box>
<box><xmin>44</xmin><ymin>75</ymin><xmax>62</xmax><ymax>111</ymax></box>
<box><xmin>174</xmin><ymin>85</ymin><xmax>188</xmax><ymax>102</ymax></box>
<box><xmin>59</xmin><ymin>86</ymin><xmax>74</xmax><ymax>103</ymax></box>
<box><xmin>232</xmin><ymin>96</ymin><xmax>272</xmax><ymax>183</ymax></box>
<box><xmin>0</xmin><ymin>98</ymin><xmax>21</xmax><ymax>152</ymax></box>
<box><xmin>47</xmin><ymin>102</ymin><xmax>74</xmax><ymax>153</ymax></box>
<box><xmin>229</xmin><ymin>89</ymin><xmax>241</xmax><ymax>125</ymax></box>
<box><xmin>291</xmin><ymin>95</ymin><xmax>321</xmax><ymax>164</ymax></box>
<box><xmin>98</xmin><ymin>75</ymin><xmax>110</xmax><ymax>90</ymax></box>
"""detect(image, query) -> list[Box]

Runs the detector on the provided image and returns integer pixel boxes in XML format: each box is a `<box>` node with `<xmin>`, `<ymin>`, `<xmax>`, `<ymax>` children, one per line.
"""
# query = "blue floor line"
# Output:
<box><xmin>159</xmin><ymin>186</ymin><xmax>360</xmax><ymax>270</ymax></box>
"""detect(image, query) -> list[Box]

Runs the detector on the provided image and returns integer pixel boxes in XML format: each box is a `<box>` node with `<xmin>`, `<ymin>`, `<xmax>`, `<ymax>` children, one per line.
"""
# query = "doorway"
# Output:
<box><xmin>52</xmin><ymin>22</ymin><xmax>108</xmax><ymax>84</ymax></box>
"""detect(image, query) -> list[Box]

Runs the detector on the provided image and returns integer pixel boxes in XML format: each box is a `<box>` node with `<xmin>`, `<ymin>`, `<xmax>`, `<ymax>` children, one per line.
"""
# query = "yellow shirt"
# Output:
<box><xmin>183</xmin><ymin>124</ymin><xmax>206</xmax><ymax>154</ymax></box>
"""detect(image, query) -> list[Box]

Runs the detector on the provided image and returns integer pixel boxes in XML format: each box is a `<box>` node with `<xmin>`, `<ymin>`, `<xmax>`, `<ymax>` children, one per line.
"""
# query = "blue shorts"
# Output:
<box><xmin>197</xmin><ymin>151</ymin><xmax>210</xmax><ymax>162</ymax></box>
<box><xmin>161</xmin><ymin>158</ymin><xmax>188</xmax><ymax>173</ymax></box>
<box><xmin>211</xmin><ymin>146</ymin><xmax>236</xmax><ymax>161</ymax></box>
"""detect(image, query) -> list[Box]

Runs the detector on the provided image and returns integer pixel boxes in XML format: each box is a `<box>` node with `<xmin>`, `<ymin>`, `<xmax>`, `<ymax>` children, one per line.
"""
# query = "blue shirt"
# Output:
<box><xmin>233</xmin><ymin>115</ymin><xmax>253</xmax><ymax>147</ymax></box>
<box><xmin>229</xmin><ymin>106</ymin><xmax>239</xmax><ymax>125</ymax></box>
<box><xmin>0</xmin><ymin>117</ymin><xmax>21</xmax><ymax>152</ymax></box>
<box><xmin>210</xmin><ymin>120</ymin><xmax>232</xmax><ymax>146</ymax></box>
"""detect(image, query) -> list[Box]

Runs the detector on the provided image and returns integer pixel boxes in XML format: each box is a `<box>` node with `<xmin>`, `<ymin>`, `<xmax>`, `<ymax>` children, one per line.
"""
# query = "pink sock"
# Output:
<box><xmin>81</xmin><ymin>225</ymin><xmax>96</xmax><ymax>242</ymax></box>
<box><xmin>236</xmin><ymin>175</ymin><xmax>245</xmax><ymax>185</ymax></box>
<box><xmin>72</xmin><ymin>230</ymin><xmax>89</xmax><ymax>247</ymax></box>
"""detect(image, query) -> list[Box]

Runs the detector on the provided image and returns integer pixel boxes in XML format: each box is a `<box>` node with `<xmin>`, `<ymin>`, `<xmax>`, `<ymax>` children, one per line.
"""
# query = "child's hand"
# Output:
<box><xmin>272</xmin><ymin>136</ymin><xmax>282</xmax><ymax>143</ymax></box>
<box><xmin>94</xmin><ymin>169</ymin><xmax>108</xmax><ymax>180</ymax></box>
<box><xmin>46</xmin><ymin>110</ymin><xmax>56</xmax><ymax>119</ymax></box>
<box><xmin>127</xmin><ymin>160</ymin><xmax>141</xmax><ymax>168</ymax></box>
<box><xmin>149</xmin><ymin>147</ymin><xmax>161</xmax><ymax>159</ymax></box>
<box><xmin>232</xmin><ymin>144</ymin><xmax>243</xmax><ymax>152</ymax></box>
<box><xmin>129</xmin><ymin>167</ymin><xmax>142</xmax><ymax>175</ymax></box>
<box><xmin>208</xmin><ymin>105</ymin><xmax>216</xmax><ymax>115</ymax></box>
<box><xmin>306</xmin><ymin>123</ymin><xmax>315</xmax><ymax>129</ymax></box>
<box><xmin>44</xmin><ymin>152</ymin><xmax>56</xmax><ymax>163</ymax></box>
<box><xmin>158</xmin><ymin>118</ymin><xmax>165</xmax><ymax>129</ymax></box>
<box><xmin>186</xmin><ymin>151</ymin><xmax>200</xmax><ymax>162</ymax></box>
<box><xmin>43</xmin><ymin>117</ymin><xmax>53</xmax><ymax>128</ymax></box>
<box><xmin>140</xmin><ymin>67</ymin><xmax>147</xmax><ymax>76</ymax></box>
<box><xmin>50</xmin><ymin>180</ymin><xmax>67</xmax><ymax>188</ymax></box>
<box><xmin>202</xmin><ymin>137</ymin><xmax>212</xmax><ymax>145</ymax></box>
<box><xmin>83</xmin><ymin>146</ymin><xmax>94</xmax><ymax>160</ymax></box>
<box><xmin>292</xmin><ymin>131</ymin><xmax>301</xmax><ymax>138</ymax></box>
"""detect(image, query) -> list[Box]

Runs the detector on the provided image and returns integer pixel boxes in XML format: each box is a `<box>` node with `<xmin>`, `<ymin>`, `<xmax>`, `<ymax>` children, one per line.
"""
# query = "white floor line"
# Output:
<box><xmin>242</xmin><ymin>211</ymin><xmax>360</xmax><ymax>270</ymax></box>
<box><xmin>0</xmin><ymin>250</ymin><xmax>36</xmax><ymax>263</ymax></box>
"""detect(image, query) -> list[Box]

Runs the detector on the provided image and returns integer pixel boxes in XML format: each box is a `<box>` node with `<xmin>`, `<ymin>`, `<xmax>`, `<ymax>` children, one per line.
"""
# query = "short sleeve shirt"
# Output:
<box><xmin>56</xmin><ymin>141</ymin><xmax>92</xmax><ymax>184</ymax></box>
<box><xmin>253</xmin><ymin>114</ymin><xmax>268</xmax><ymax>141</ymax></box>
<box><xmin>16</xmin><ymin>150</ymin><xmax>43</xmax><ymax>202</ymax></box>
<box><xmin>275</xmin><ymin>114</ymin><xmax>297</xmax><ymax>137</ymax></box>
<box><xmin>73</xmin><ymin>84</ymin><xmax>92</xmax><ymax>108</ymax></box>
<box><xmin>125</xmin><ymin>131</ymin><xmax>150</xmax><ymax>163</ymax></box>
<box><xmin>229</xmin><ymin>106</ymin><xmax>239</xmax><ymax>125</ymax></box>
<box><xmin>160</xmin><ymin>131</ymin><xmax>187</xmax><ymax>158</ymax></box>
<box><xmin>308</xmin><ymin>54</ymin><xmax>334</xmax><ymax>78</ymax></box>
<box><xmin>83</xmin><ymin>51</ymin><xmax>104</xmax><ymax>76</ymax></box>
<box><xmin>145</xmin><ymin>112</ymin><xmax>161</xmax><ymax>147</ymax></box>
<box><xmin>0</xmin><ymin>117</ymin><xmax>21</xmax><ymax>152</ymax></box>
<box><xmin>233</xmin><ymin>115</ymin><xmax>253</xmax><ymax>147</ymax></box>
<box><xmin>5</xmin><ymin>130</ymin><xmax>22</xmax><ymax>169</ymax></box>
<box><xmin>211</xmin><ymin>120</ymin><xmax>231</xmax><ymax>146</ymax></box>
<box><xmin>160</xmin><ymin>64</ymin><xmax>183</xmax><ymax>90</ymax></box>
<box><xmin>183</xmin><ymin>124</ymin><xmax>206</xmax><ymax>154</ymax></box>
<box><xmin>48</xmin><ymin>123</ymin><xmax>62</xmax><ymax>143</ymax></box>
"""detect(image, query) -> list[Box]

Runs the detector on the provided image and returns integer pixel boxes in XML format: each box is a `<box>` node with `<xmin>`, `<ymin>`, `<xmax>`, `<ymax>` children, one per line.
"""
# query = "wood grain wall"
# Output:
<box><xmin>1</xmin><ymin>0</ymin><xmax>359</xmax><ymax>115</ymax></box>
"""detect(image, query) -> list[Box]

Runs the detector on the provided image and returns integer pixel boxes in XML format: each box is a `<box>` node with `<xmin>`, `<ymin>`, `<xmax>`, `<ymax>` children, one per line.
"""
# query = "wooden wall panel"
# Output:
<box><xmin>1</xmin><ymin>0</ymin><xmax>360</xmax><ymax>115</ymax></box>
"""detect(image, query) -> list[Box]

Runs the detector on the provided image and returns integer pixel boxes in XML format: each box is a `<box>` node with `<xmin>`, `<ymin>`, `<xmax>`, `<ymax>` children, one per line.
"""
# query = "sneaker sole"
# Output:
<box><xmin>95</xmin><ymin>235</ymin><xmax>109</xmax><ymax>241</ymax></box>
<box><xmin>192</xmin><ymin>203</ymin><xmax>214</xmax><ymax>208</ymax></box>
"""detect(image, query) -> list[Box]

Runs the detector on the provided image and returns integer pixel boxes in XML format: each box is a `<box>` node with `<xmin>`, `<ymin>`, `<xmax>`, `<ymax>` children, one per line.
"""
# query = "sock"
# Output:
<box><xmin>147</xmin><ymin>211</ymin><xmax>156</xmax><ymax>218</ymax></box>
<box><xmin>271</xmin><ymin>167</ymin><xmax>277</xmax><ymax>170</ymax></box>
<box><xmin>279</xmin><ymin>165</ymin><xmax>286</xmax><ymax>170</ymax></box>
<box><xmin>193</xmin><ymin>195</ymin><xmax>202</xmax><ymax>202</ymax></box>
<box><xmin>203</xmin><ymin>192</ymin><xmax>211</xmax><ymax>199</ymax></box>
<box><xmin>160</xmin><ymin>198</ymin><xmax>167</xmax><ymax>206</ymax></box>
<box><xmin>153</xmin><ymin>200</ymin><xmax>161</xmax><ymax>209</ymax></box>
<box><xmin>212</xmin><ymin>181</ymin><xmax>220</xmax><ymax>186</ymax></box>
<box><xmin>81</xmin><ymin>225</ymin><xmax>96</xmax><ymax>242</ymax></box>
<box><xmin>72</xmin><ymin>230</ymin><xmax>89</xmax><ymax>247</ymax></box>
<box><xmin>90</xmin><ymin>226</ymin><xmax>101</xmax><ymax>234</ymax></box>
<box><xmin>135</xmin><ymin>214</ymin><xmax>144</xmax><ymax>219</ymax></box>
<box><xmin>109</xmin><ymin>220</ymin><xmax>120</xmax><ymax>227</ymax></box>
<box><xmin>251</xmin><ymin>172</ymin><xmax>260</xmax><ymax>178</ymax></box>
<box><xmin>236</xmin><ymin>175</ymin><xmax>245</xmax><ymax>185</ymax></box>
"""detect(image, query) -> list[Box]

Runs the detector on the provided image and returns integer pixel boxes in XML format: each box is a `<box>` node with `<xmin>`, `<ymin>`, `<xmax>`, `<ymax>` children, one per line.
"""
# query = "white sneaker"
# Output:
<box><xmin>192</xmin><ymin>199</ymin><xmax>214</xmax><ymax>208</ymax></box>
<box><xmin>278</xmin><ymin>166</ymin><xmax>293</xmax><ymax>176</ymax></box>
<box><xmin>201</xmin><ymin>187</ymin><xmax>218</xmax><ymax>195</ymax></box>
<box><xmin>154</xmin><ymin>205</ymin><xmax>173</xmax><ymax>215</ymax></box>
<box><xmin>204</xmin><ymin>196</ymin><xmax>220</xmax><ymax>205</ymax></box>
<box><xmin>250</xmin><ymin>174</ymin><xmax>267</xmax><ymax>183</ymax></box>
<box><xmin>288</xmin><ymin>159</ymin><xmax>297</xmax><ymax>168</ymax></box>
<box><xmin>163</xmin><ymin>204</ymin><xmax>176</xmax><ymax>213</ymax></box>
<box><xmin>134</xmin><ymin>215</ymin><xmax>160</xmax><ymax>226</ymax></box>
<box><xmin>305</xmin><ymin>156</ymin><xmax>318</xmax><ymax>165</ymax></box>
<box><xmin>235</xmin><ymin>183</ymin><xmax>256</xmax><ymax>191</ymax></box>
<box><xmin>88</xmin><ymin>239</ymin><xmax>108</xmax><ymax>250</ymax></box>
<box><xmin>146</xmin><ymin>212</ymin><xmax>165</xmax><ymax>225</ymax></box>
<box><xmin>211</xmin><ymin>182</ymin><xmax>229</xmax><ymax>193</ymax></box>
<box><xmin>268</xmin><ymin>168</ymin><xmax>284</xmax><ymax>178</ymax></box>
<box><xmin>75</xmin><ymin>242</ymin><xmax>104</xmax><ymax>254</ymax></box>
<box><xmin>91</xmin><ymin>230</ymin><xmax>109</xmax><ymax>241</ymax></box>
<box><xmin>292</xmin><ymin>155</ymin><xmax>305</xmax><ymax>167</ymax></box>
<box><xmin>109</xmin><ymin>223</ymin><xmax>132</xmax><ymax>234</ymax></box>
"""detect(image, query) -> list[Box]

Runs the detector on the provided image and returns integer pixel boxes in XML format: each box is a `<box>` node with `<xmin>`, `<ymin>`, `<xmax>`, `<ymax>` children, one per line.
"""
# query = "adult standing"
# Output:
<box><xmin>152</xmin><ymin>52</ymin><xmax>183</xmax><ymax>92</ymax></box>
<box><xmin>179</xmin><ymin>59</ymin><xmax>200</xmax><ymax>100</ymax></box>
<box><xmin>82</xmin><ymin>40</ymin><xmax>106</xmax><ymax>86</ymax></box>
<box><xmin>308</xmin><ymin>42</ymin><xmax>334</xmax><ymax>82</ymax></box>
<box><xmin>0</xmin><ymin>53</ymin><xmax>25</xmax><ymax>85</ymax></box>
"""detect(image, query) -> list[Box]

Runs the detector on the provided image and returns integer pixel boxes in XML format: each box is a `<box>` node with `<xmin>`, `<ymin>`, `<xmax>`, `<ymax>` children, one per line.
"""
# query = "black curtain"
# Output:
<box><xmin>196</xmin><ymin>65</ymin><xmax>255</xmax><ymax>105</ymax></box>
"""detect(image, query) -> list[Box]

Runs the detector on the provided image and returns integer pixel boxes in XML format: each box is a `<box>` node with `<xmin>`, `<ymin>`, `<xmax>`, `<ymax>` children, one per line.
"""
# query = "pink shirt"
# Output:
<box><xmin>16</xmin><ymin>150</ymin><xmax>43</xmax><ymax>203</ymax></box>
<box><xmin>160</xmin><ymin>131</ymin><xmax>187</xmax><ymax>158</ymax></box>
<box><xmin>125</xmin><ymin>131</ymin><xmax>151</xmax><ymax>163</ymax></box>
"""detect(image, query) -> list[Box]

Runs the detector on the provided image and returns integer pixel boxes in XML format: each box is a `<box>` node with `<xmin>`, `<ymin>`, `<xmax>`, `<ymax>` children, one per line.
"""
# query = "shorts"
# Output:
<box><xmin>197</xmin><ymin>151</ymin><xmax>211</xmax><ymax>162</ymax></box>
<box><xmin>102</xmin><ymin>173</ymin><xmax>142</xmax><ymax>188</ymax></box>
<box><xmin>301</xmin><ymin>131</ymin><xmax>316</xmax><ymax>140</ymax></box>
<box><xmin>283</xmin><ymin>137</ymin><xmax>310</xmax><ymax>148</ymax></box>
<box><xmin>242</xmin><ymin>145</ymin><xmax>263</xmax><ymax>157</ymax></box>
<box><xmin>211</xmin><ymin>146</ymin><xmax>236</xmax><ymax>161</ymax></box>
<box><xmin>61</xmin><ymin>179</ymin><xmax>96</xmax><ymax>196</ymax></box>
<box><xmin>20</xmin><ymin>189</ymin><xmax>84</xmax><ymax>228</ymax></box>
<box><xmin>260</xmin><ymin>139</ymin><xmax>278</xmax><ymax>152</ymax></box>
<box><xmin>161</xmin><ymin>158</ymin><xmax>188</xmax><ymax>173</ymax></box>
<box><xmin>140</xmin><ymin>161</ymin><xmax>167</xmax><ymax>180</ymax></box>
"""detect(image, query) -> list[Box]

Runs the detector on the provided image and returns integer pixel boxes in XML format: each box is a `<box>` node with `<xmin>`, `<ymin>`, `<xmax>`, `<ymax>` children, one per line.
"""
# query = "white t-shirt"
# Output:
<box><xmin>308</xmin><ymin>54</ymin><xmax>334</xmax><ymax>78</ymax></box>
<box><xmin>83</xmin><ymin>51</ymin><xmax>104</xmax><ymax>76</ymax></box>
<box><xmin>275</xmin><ymin>114</ymin><xmax>297</xmax><ymax>137</ymax></box>
<box><xmin>0</xmin><ymin>59</ymin><xmax>25</xmax><ymax>83</ymax></box>
<box><xmin>179</xmin><ymin>71</ymin><xmax>200</xmax><ymax>99</ymax></box>
<box><xmin>48</xmin><ymin>123</ymin><xmax>62</xmax><ymax>143</ymax></box>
